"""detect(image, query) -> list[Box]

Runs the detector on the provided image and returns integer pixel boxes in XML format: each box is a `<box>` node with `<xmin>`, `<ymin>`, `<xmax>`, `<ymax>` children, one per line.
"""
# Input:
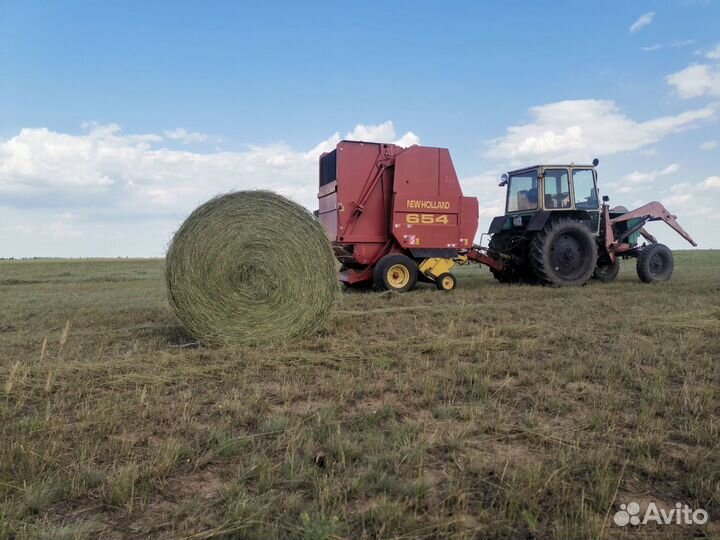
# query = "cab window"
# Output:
<box><xmin>507</xmin><ymin>170</ymin><xmax>538</xmax><ymax>213</ymax></box>
<box><xmin>573</xmin><ymin>169</ymin><xmax>599</xmax><ymax>209</ymax></box>
<box><xmin>543</xmin><ymin>169</ymin><xmax>571</xmax><ymax>209</ymax></box>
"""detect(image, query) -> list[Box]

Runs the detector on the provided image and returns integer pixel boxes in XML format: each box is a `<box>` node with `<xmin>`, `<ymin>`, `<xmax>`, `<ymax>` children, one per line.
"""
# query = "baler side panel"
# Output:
<box><xmin>338</xmin><ymin>143</ymin><xmax>390</xmax><ymax>244</ymax></box>
<box><xmin>460</xmin><ymin>196</ymin><xmax>479</xmax><ymax>245</ymax></box>
<box><xmin>333</xmin><ymin>142</ymin><xmax>402</xmax><ymax>265</ymax></box>
<box><xmin>444</xmin><ymin>149</ymin><xmax>478</xmax><ymax>246</ymax></box>
<box><xmin>391</xmin><ymin>147</ymin><xmax>478</xmax><ymax>250</ymax></box>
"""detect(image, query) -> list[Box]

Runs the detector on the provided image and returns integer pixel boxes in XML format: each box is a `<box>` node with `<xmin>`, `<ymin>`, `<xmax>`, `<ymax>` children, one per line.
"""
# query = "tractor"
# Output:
<box><xmin>483</xmin><ymin>160</ymin><xmax>697</xmax><ymax>286</ymax></box>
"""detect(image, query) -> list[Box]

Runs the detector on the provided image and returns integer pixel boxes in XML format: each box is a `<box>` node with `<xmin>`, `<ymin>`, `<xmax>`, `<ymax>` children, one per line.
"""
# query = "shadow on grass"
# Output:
<box><xmin>161</xmin><ymin>324</ymin><xmax>199</xmax><ymax>347</ymax></box>
<box><xmin>130</xmin><ymin>322</ymin><xmax>199</xmax><ymax>348</ymax></box>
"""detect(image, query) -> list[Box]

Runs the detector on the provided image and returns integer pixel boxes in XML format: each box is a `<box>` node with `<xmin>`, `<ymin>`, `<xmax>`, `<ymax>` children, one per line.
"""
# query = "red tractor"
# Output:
<box><xmin>316</xmin><ymin>141</ymin><xmax>696</xmax><ymax>291</ymax></box>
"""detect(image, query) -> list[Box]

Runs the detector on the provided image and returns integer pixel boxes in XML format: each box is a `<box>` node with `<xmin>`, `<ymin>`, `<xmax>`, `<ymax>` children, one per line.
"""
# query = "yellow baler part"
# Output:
<box><xmin>418</xmin><ymin>257</ymin><xmax>455</xmax><ymax>280</ymax></box>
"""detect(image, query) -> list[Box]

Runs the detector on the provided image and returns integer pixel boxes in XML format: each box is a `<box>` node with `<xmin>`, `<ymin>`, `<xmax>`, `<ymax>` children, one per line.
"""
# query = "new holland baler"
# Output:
<box><xmin>317</xmin><ymin>141</ymin><xmax>480</xmax><ymax>291</ymax></box>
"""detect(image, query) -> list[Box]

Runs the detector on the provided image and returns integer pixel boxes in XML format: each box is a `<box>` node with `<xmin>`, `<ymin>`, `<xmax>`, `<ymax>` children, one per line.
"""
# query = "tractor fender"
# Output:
<box><xmin>488</xmin><ymin>216</ymin><xmax>509</xmax><ymax>234</ymax></box>
<box><xmin>527</xmin><ymin>210</ymin><xmax>592</xmax><ymax>231</ymax></box>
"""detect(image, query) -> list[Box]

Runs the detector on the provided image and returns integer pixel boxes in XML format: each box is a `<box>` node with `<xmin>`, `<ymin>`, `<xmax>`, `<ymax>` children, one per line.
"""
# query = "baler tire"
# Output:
<box><xmin>435</xmin><ymin>273</ymin><xmax>457</xmax><ymax>291</ymax></box>
<box><xmin>636</xmin><ymin>244</ymin><xmax>674</xmax><ymax>283</ymax></box>
<box><xmin>374</xmin><ymin>254</ymin><xmax>418</xmax><ymax>292</ymax></box>
<box><xmin>530</xmin><ymin>219</ymin><xmax>597</xmax><ymax>287</ymax></box>
<box><xmin>593</xmin><ymin>259</ymin><xmax>621</xmax><ymax>283</ymax></box>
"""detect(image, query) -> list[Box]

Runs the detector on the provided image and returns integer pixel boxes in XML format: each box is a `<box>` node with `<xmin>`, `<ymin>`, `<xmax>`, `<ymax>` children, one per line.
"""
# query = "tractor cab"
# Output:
<box><xmin>498</xmin><ymin>162</ymin><xmax>601</xmax><ymax>235</ymax></box>
<box><xmin>486</xmin><ymin>160</ymin><xmax>605</xmax><ymax>286</ymax></box>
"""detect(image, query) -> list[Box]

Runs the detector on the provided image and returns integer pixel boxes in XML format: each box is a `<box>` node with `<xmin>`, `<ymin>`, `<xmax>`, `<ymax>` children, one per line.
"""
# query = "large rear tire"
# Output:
<box><xmin>636</xmin><ymin>244</ymin><xmax>674</xmax><ymax>283</ymax></box>
<box><xmin>530</xmin><ymin>219</ymin><xmax>597</xmax><ymax>286</ymax></box>
<box><xmin>374</xmin><ymin>254</ymin><xmax>418</xmax><ymax>292</ymax></box>
<box><xmin>488</xmin><ymin>230</ymin><xmax>534</xmax><ymax>284</ymax></box>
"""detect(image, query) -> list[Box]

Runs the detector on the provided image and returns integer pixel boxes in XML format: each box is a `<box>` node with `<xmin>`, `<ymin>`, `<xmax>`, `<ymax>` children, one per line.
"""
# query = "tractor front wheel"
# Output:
<box><xmin>636</xmin><ymin>244</ymin><xmax>674</xmax><ymax>283</ymax></box>
<box><xmin>593</xmin><ymin>258</ymin><xmax>621</xmax><ymax>283</ymax></box>
<box><xmin>530</xmin><ymin>219</ymin><xmax>598</xmax><ymax>286</ymax></box>
<box><xmin>374</xmin><ymin>254</ymin><xmax>418</xmax><ymax>292</ymax></box>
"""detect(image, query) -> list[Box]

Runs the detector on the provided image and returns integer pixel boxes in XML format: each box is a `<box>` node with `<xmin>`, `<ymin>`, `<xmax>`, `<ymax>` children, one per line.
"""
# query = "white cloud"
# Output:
<box><xmin>621</xmin><ymin>163</ymin><xmax>680</xmax><ymax>185</ymax></box>
<box><xmin>393</xmin><ymin>131</ymin><xmax>421</xmax><ymax>148</ymax></box>
<box><xmin>661</xmin><ymin>176</ymin><xmax>720</xmax><ymax>224</ymax></box>
<box><xmin>304</xmin><ymin>120</ymin><xmax>419</xmax><ymax>161</ymax></box>
<box><xmin>163</xmin><ymin>128</ymin><xmax>208</xmax><ymax>144</ymax></box>
<box><xmin>671</xmin><ymin>39</ymin><xmax>696</xmax><ymax>48</ymax></box>
<box><xmin>0</xmin><ymin>121</ymin><xmax>419</xmax><ymax>255</ymax></box>
<box><xmin>484</xmin><ymin>99</ymin><xmax>714</xmax><ymax>163</ymax></box>
<box><xmin>703</xmin><ymin>175</ymin><xmax>720</xmax><ymax>188</ymax></box>
<box><xmin>648</xmin><ymin>175</ymin><xmax>720</xmax><ymax>244</ymax></box>
<box><xmin>458</xmin><ymin>171</ymin><xmax>507</xmax><ymax>236</ymax></box>
<box><xmin>700</xmin><ymin>140</ymin><xmax>718</xmax><ymax>150</ymax></box>
<box><xmin>48</xmin><ymin>221</ymin><xmax>84</xmax><ymax>240</ymax></box>
<box><xmin>666</xmin><ymin>64</ymin><xmax>720</xmax><ymax>98</ymax></box>
<box><xmin>663</xmin><ymin>193</ymin><xmax>693</xmax><ymax>206</ymax></box>
<box><xmin>665</xmin><ymin>176</ymin><xmax>719</xmax><ymax>206</ymax></box>
<box><xmin>706</xmin><ymin>44</ymin><xmax>720</xmax><ymax>60</ymax></box>
<box><xmin>642</xmin><ymin>40</ymin><xmax>695</xmax><ymax>52</ymax></box>
<box><xmin>630</xmin><ymin>12</ymin><xmax>655</xmax><ymax>33</ymax></box>
<box><xmin>606</xmin><ymin>164</ymin><xmax>681</xmax><ymax>195</ymax></box>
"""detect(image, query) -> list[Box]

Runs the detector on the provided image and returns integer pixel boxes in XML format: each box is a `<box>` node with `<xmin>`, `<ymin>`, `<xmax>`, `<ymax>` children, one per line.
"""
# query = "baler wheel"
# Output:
<box><xmin>593</xmin><ymin>259</ymin><xmax>621</xmax><ymax>283</ymax></box>
<box><xmin>435</xmin><ymin>273</ymin><xmax>457</xmax><ymax>291</ymax></box>
<box><xmin>374</xmin><ymin>254</ymin><xmax>418</xmax><ymax>292</ymax></box>
<box><xmin>530</xmin><ymin>219</ymin><xmax>597</xmax><ymax>286</ymax></box>
<box><xmin>636</xmin><ymin>243</ymin><xmax>674</xmax><ymax>283</ymax></box>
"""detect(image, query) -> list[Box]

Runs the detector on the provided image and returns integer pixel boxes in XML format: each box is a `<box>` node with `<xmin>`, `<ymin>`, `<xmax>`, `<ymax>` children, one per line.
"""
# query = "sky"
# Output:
<box><xmin>0</xmin><ymin>0</ymin><xmax>719</xmax><ymax>257</ymax></box>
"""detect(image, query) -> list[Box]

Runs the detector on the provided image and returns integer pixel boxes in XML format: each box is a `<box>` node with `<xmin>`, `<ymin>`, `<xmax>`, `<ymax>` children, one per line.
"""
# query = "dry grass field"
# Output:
<box><xmin>1</xmin><ymin>251</ymin><xmax>719</xmax><ymax>539</ymax></box>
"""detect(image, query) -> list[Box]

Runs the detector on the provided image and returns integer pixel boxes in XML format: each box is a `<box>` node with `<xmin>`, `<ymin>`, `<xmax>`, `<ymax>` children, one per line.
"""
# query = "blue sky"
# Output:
<box><xmin>1</xmin><ymin>0</ymin><xmax>718</xmax><ymax>256</ymax></box>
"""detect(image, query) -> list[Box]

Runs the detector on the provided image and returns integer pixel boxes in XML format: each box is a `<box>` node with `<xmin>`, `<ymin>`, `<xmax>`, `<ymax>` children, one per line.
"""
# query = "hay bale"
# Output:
<box><xmin>165</xmin><ymin>191</ymin><xmax>338</xmax><ymax>346</ymax></box>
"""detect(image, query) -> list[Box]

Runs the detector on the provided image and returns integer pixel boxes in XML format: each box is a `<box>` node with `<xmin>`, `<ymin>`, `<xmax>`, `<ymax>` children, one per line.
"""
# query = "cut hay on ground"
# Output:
<box><xmin>165</xmin><ymin>191</ymin><xmax>338</xmax><ymax>346</ymax></box>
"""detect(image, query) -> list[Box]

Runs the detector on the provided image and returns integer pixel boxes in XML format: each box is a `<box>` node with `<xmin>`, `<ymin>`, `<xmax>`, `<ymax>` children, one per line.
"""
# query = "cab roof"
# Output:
<box><xmin>508</xmin><ymin>164</ymin><xmax>597</xmax><ymax>175</ymax></box>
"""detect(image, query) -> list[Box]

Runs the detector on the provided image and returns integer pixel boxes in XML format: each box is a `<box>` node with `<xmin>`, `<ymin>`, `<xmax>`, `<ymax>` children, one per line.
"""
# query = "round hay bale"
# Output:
<box><xmin>165</xmin><ymin>191</ymin><xmax>338</xmax><ymax>346</ymax></box>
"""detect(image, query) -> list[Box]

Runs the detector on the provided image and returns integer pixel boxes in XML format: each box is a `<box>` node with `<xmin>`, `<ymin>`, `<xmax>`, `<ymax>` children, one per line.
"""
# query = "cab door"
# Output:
<box><xmin>571</xmin><ymin>168</ymin><xmax>601</xmax><ymax>234</ymax></box>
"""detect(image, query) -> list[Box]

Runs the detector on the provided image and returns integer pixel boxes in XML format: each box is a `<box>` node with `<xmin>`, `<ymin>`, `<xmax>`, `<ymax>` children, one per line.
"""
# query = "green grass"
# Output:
<box><xmin>1</xmin><ymin>252</ymin><xmax>719</xmax><ymax>539</ymax></box>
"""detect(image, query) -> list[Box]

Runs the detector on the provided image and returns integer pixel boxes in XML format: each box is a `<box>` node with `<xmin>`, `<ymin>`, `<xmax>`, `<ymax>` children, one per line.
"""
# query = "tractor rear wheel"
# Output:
<box><xmin>636</xmin><ymin>244</ymin><xmax>674</xmax><ymax>283</ymax></box>
<box><xmin>488</xmin><ymin>230</ymin><xmax>534</xmax><ymax>283</ymax></box>
<box><xmin>374</xmin><ymin>254</ymin><xmax>418</xmax><ymax>292</ymax></box>
<box><xmin>593</xmin><ymin>258</ymin><xmax>621</xmax><ymax>283</ymax></box>
<box><xmin>488</xmin><ymin>231</ymin><xmax>516</xmax><ymax>283</ymax></box>
<box><xmin>530</xmin><ymin>219</ymin><xmax>597</xmax><ymax>286</ymax></box>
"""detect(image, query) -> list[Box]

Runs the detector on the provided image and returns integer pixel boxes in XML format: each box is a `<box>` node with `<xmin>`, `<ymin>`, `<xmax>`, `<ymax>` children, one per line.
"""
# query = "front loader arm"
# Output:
<box><xmin>609</xmin><ymin>201</ymin><xmax>697</xmax><ymax>247</ymax></box>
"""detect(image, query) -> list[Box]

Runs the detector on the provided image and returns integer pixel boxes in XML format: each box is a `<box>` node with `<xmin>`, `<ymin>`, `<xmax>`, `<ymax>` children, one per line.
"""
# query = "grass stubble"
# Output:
<box><xmin>0</xmin><ymin>251</ymin><xmax>718</xmax><ymax>539</ymax></box>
